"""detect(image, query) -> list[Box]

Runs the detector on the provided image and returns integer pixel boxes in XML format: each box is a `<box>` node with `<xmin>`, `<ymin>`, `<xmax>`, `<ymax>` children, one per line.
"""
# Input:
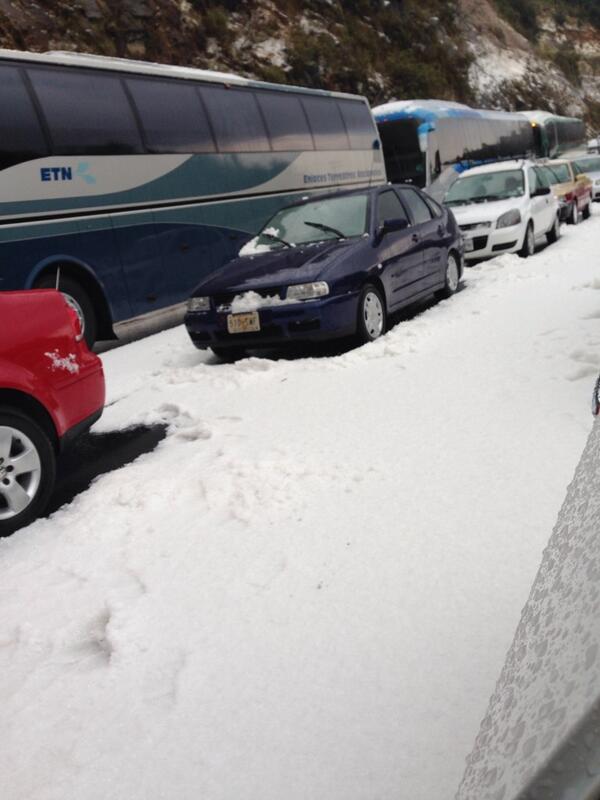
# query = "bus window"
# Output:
<box><xmin>127</xmin><ymin>77</ymin><xmax>216</xmax><ymax>154</ymax></box>
<box><xmin>255</xmin><ymin>91</ymin><xmax>313</xmax><ymax>151</ymax></box>
<box><xmin>547</xmin><ymin>121</ymin><xmax>558</xmax><ymax>156</ymax></box>
<box><xmin>198</xmin><ymin>85</ymin><xmax>270</xmax><ymax>153</ymax></box>
<box><xmin>28</xmin><ymin>67</ymin><xmax>143</xmax><ymax>155</ymax></box>
<box><xmin>0</xmin><ymin>65</ymin><xmax>48</xmax><ymax>169</ymax></box>
<box><xmin>337</xmin><ymin>99</ymin><xmax>377</xmax><ymax>149</ymax></box>
<box><xmin>437</xmin><ymin>118</ymin><xmax>463</xmax><ymax>165</ymax></box>
<box><xmin>301</xmin><ymin>96</ymin><xmax>350</xmax><ymax>150</ymax></box>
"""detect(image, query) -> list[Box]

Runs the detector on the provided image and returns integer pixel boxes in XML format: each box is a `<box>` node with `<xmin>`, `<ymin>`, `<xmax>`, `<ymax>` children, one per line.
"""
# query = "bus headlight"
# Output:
<box><xmin>496</xmin><ymin>209</ymin><xmax>521</xmax><ymax>229</ymax></box>
<box><xmin>286</xmin><ymin>282</ymin><xmax>329</xmax><ymax>301</ymax></box>
<box><xmin>187</xmin><ymin>296</ymin><xmax>210</xmax><ymax>312</ymax></box>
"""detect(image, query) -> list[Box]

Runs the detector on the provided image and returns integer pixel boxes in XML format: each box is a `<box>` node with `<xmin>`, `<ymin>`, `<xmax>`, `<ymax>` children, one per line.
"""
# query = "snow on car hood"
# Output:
<box><xmin>191</xmin><ymin>239</ymin><xmax>359</xmax><ymax>296</ymax></box>
<box><xmin>448</xmin><ymin>197</ymin><xmax>527</xmax><ymax>226</ymax></box>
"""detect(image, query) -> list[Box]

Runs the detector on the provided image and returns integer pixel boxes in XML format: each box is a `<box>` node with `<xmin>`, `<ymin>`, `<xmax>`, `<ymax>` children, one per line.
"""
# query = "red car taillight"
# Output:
<box><xmin>565</xmin><ymin>191</ymin><xmax>574</xmax><ymax>202</ymax></box>
<box><xmin>65</xmin><ymin>303</ymin><xmax>84</xmax><ymax>343</ymax></box>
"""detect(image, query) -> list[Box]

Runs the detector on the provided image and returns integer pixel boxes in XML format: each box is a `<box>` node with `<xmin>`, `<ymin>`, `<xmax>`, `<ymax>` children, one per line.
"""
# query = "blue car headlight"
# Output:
<box><xmin>286</xmin><ymin>282</ymin><xmax>329</xmax><ymax>301</ymax></box>
<box><xmin>187</xmin><ymin>296</ymin><xmax>210</xmax><ymax>312</ymax></box>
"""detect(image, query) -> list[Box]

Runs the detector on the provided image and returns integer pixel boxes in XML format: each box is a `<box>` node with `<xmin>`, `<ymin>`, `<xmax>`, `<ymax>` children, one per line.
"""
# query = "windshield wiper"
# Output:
<box><xmin>303</xmin><ymin>221</ymin><xmax>346</xmax><ymax>239</ymax></box>
<box><xmin>471</xmin><ymin>195</ymin><xmax>501</xmax><ymax>203</ymax></box>
<box><xmin>260</xmin><ymin>231</ymin><xmax>292</xmax><ymax>249</ymax></box>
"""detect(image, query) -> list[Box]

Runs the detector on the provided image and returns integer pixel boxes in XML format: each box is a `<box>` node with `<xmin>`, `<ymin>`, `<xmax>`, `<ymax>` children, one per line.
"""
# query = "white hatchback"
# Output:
<box><xmin>444</xmin><ymin>160</ymin><xmax>560</xmax><ymax>261</ymax></box>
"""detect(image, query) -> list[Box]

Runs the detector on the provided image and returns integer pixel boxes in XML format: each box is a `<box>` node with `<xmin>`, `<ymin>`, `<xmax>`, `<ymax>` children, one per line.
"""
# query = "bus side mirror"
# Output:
<box><xmin>532</xmin><ymin>186</ymin><xmax>551</xmax><ymax>197</ymax></box>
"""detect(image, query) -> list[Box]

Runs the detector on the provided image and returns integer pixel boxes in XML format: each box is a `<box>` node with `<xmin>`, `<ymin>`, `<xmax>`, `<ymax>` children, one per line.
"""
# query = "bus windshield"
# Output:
<box><xmin>445</xmin><ymin>169</ymin><xmax>525</xmax><ymax>205</ymax></box>
<box><xmin>377</xmin><ymin>119</ymin><xmax>426</xmax><ymax>187</ymax></box>
<box><xmin>240</xmin><ymin>194</ymin><xmax>369</xmax><ymax>254</ymax></box>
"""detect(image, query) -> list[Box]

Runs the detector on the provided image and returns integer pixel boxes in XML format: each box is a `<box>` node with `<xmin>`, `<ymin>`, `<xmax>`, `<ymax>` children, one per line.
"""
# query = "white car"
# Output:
<box><xmin>444</xmin><ymin>160</ymin><xmax>560</xmax><ymax>261</ymax></box>
<box><xmin>572</xmin><ymin>155</ymin><xmax>600</xmax><ymax>201</ymax></box>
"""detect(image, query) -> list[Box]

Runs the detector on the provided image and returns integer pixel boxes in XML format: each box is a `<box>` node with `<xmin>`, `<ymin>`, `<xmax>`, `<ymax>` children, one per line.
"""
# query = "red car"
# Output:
<box><xmin>0</xmin><ymin>290</ymin><xmax>105</xmax><ymax>536</ymax></box>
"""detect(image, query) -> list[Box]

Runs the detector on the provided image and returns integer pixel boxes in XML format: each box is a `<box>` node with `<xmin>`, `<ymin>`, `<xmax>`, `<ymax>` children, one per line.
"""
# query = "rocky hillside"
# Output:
<box><xmin>0</xmin><ymin>0</ymin><xmax>599</xmax><ymax>130</ymax></box>
<box><xmin>465</xmin><ymin>0</ymin><xmax>600</xmax><ymax>128</ymax></box>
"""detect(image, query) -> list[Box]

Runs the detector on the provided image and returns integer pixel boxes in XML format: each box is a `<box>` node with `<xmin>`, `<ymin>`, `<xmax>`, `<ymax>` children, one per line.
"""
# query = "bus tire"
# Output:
<box><xmin>34</xmin><ymin>273</ymin><xmax>97</xmax><ymax>348</ymax></box>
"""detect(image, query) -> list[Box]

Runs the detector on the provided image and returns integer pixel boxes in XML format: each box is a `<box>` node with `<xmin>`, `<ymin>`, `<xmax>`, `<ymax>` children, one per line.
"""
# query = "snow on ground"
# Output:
<box><xmin>2</xmin><ymin>218</ymin><xmax>600</xmax><ymax>800</ymax></box>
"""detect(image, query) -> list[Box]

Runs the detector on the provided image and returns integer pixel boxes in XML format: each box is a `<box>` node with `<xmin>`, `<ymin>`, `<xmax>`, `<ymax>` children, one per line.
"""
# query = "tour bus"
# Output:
<box><xmin>372</xmin><ymin>100</ymin><xmax>535</xmax><ymax>198</ymax></box>
<box><xmin>522</xmin><ymin>110</ymin><xmax>587</xmax><ymax>158</ymax></box>
<box><xmin>0</xmin><ymin>50</ymin><xmax>384</xmax><ymax>345</ymax></box>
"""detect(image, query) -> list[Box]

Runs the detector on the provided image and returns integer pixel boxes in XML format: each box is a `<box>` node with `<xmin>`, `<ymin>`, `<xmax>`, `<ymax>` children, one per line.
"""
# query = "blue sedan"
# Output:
<box><xmin>185</xmin><ymin>184</ymin><xmax>463</xmax><ymax>360</ymax></box>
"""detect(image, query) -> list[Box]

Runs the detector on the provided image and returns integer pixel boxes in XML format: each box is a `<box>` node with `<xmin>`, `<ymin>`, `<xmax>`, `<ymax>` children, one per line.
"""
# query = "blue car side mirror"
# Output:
<box><xmin>380</xmin><ymin>217</ymin><xmax>408</xmax><ymax>235</ymax></box>
<box><xmin>374</xmin><ymin>217</ymin><xmax>408</xmax><ymax>244</ymax></box>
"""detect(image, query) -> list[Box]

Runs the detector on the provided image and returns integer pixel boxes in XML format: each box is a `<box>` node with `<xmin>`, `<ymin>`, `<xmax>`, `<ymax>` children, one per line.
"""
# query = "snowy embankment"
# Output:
<box><xmin>2</xmin><ymin>219</ymin><xmax>600</xmax><ymax>800</ymax></box>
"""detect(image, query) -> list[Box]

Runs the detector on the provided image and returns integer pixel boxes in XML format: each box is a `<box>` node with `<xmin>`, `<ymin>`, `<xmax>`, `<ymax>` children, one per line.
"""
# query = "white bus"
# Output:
<box><xmin>0</xmin><ymin>49</ymin><xmax>384</xmax><ymax>344</ymax></box>
<box><xmin>373</xmin><ymin>100</ymin><xmax>535</xmax><ymax>198</ymax></box>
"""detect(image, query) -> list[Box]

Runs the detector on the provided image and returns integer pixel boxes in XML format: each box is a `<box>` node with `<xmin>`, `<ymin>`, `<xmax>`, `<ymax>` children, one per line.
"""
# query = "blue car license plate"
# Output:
<box><xmin>227</xmin><ymin>312</ymin><xmax>260</xmax><ymax>334</ymax></box>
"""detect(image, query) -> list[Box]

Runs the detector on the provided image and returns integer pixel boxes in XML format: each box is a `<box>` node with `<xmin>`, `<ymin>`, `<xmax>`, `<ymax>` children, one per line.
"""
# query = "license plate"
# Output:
<box><xmin>464</xmin><ymin>238</ymin><xmax>474</xmax><ymax>252</ymax></box>
<box><xmin>227</xmin><ymin>311</ymin><xmax>260</xmax><ymax>334</ymax></box>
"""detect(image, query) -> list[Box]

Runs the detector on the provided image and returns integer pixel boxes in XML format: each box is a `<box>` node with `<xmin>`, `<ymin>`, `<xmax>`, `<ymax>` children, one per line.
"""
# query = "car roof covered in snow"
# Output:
<box><xmin>456</xmin><ymin>159</ymin><xmax>531</xmax><ymax>178</ymax></box>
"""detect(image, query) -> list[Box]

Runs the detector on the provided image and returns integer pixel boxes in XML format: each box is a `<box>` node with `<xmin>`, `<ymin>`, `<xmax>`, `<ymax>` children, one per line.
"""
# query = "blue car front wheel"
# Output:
<box><xmin>357</xmin><ymin>284</ymin><xmax>386</xmax><ymax>344</ymax></box>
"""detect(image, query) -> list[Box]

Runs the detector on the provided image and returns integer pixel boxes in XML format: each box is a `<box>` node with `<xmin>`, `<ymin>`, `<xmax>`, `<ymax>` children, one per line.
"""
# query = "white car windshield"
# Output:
<box><xmin>445</xmin><ymin>169</ymin><xmax>525</xmax><ymax>206</ymax></box>
<box><xmin>239</xmin><ymin>194</ymin><xmax>369</xmax><ymax>255</ymax></box>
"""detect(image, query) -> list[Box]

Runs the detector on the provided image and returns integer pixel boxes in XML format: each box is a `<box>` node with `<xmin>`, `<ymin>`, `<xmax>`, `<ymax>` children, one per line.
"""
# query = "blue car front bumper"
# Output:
<box><xmin>185</xmin><ymin>291</ymin><xmax>359</xmax><ymax>350</ymax></box>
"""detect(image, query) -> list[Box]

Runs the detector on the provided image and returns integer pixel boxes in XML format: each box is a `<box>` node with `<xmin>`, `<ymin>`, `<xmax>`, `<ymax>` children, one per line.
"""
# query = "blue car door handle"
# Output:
<box><xmin>412</xmin><ymin>233</ymin><xmax>419</xmax><ymax>242</ymax></box>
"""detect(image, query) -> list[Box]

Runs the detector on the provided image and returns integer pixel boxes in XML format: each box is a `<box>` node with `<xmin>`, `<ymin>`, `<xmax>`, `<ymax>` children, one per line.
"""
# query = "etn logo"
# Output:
<box><xmin>40</xmin><ymin>162</ymin><xmax>96</xmax><ymax>185</ymax></box>
<box><xmin>41</xmin><ymin>166</ymin><xmax>72</xmax><ymax>181</ymax></box>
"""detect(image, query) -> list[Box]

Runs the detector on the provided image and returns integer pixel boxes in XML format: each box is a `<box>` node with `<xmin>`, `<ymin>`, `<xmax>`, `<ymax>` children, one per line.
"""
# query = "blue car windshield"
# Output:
<box><xmin>445</xmin><ymin>169</ymin><xmax>525</xmax><ymax>206</ymax></box>
<box><xmin>239</xmin><ymin>193</ymin><xmax>369</xmax><ymax>254</ymax></box>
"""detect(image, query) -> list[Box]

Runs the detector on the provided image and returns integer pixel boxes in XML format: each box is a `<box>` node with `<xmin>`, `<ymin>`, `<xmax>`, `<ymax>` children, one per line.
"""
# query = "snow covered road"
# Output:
<box><xmin>2</xmin><ymin>218</ymin><xmax>600</xmax><ymax>800</ymax></box>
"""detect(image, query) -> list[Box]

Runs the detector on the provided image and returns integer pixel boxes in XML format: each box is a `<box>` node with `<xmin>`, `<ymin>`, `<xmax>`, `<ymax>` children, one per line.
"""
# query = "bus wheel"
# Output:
<box><xmin>35</xmin><ymin>274</ymin><xmax>97</xmax><ymax>348</ymax></box>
